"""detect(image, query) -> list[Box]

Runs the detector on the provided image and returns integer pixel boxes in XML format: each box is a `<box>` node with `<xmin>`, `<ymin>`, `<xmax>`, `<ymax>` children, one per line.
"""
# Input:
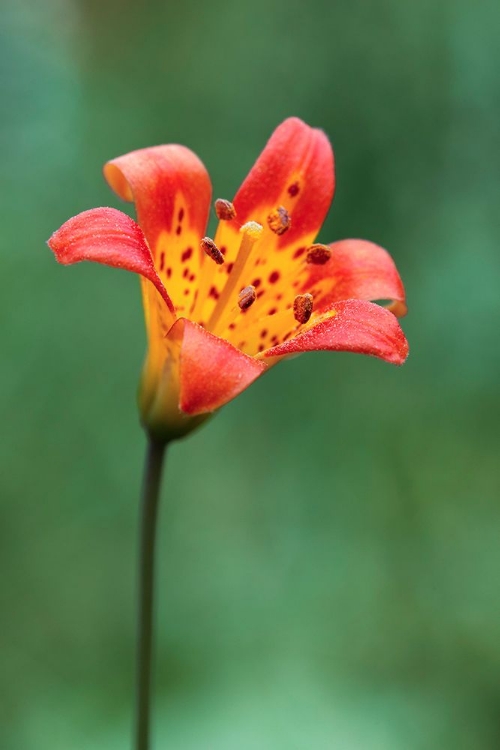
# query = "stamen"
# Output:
<box><xmin>293</xmin><ymin>293</ymin><xmax>313</xmax><ymax>324</ymax></box>
<box><xmin>267</xmin><ymin>206</ymin><xmax>291</xmax><ymax>235</ymax></box>
<box><xmin>207</xmin><ymin>221</ymin><xmax>263</xmax><ymax>334</ymax></box>
<box><xmin>306</xmin><ymin>244</ymin><xmax>332</xmax><ymax>264</ymax></box>
<box><xmin>215</xmin><ymin>199</ymin><xmax>237</xmax><ymax>221</ymax></box>
<box><xmin>238</xmin><ymin>285</ymin><xmax>257</xmax><ymax>311</ymax></box>
<box><xmin>201</xmin><ymin>236</ymin><xmax>224</xmax><ymax>264</ymax></box>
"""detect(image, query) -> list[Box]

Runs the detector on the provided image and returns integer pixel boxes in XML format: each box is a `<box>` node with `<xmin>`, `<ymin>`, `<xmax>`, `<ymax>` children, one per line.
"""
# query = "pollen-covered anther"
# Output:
<box><xmin>201</xmin><ymin>236</ymin><xmax>224</xmax><ymax>264</ymax></box>
<box><xmin>293</xmin><ymin>293</ymin><xmax>313</xmax><ymax>324</ymax></box>
<box><xmin>238</xmin><ymin>285</ymin><xmax>257</xmax><ymax>311</ymax></box>
<box><xmin>306</xmin><ymin>244</ymin><xmax>332</xmax><ymax>264</ymax></box>
<box><xmin>214</xmin><ymin>199</ymin><xmax>237</xmax><ymax>221</ymax></box>
<box><xmin>267</xmin><ymin>206</ymin><xmax>291</xmax><ymax>235</ymax></box>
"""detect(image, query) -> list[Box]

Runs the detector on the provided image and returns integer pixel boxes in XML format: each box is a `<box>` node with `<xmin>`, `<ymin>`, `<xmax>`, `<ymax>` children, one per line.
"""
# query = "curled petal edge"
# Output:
<box><xmin>303</xmin><ymin>239</ymin><xmax>407</xmax><ymax>317</ymax></box>
<box><xmin>261</xmin><ymin>299</ymin><xmax>409</xmax><ymax>365</ymax></box>
<box><xmin>47</xmin><ymin>207</ymin><xmax>174</xmax><ymax>312</ymax></box>
<box><xmin>103</xmin><ymin>144</ymin><xmax>212</xmax><ymax>252</ymax></box>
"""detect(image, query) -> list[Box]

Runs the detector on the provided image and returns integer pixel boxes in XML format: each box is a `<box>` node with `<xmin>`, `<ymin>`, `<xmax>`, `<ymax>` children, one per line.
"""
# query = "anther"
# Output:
<box><xmin>215</xmin><ymin>199</ymin><xmax>237</xmax><ymax>221</ymax></box>
<box><xmin>293</xmin><ymin>293</ymin><xmax>313</xmax><ymax>324</ymax></box>
<box><xmin>200</xmin><ymin>237</ymin><xmax>224</xmax><ymax>264</ymax></box>
<box><xmin>238</xmin><ymin>285</ymin><xmax>257</xmax><ymax>311</ymax></box>
<box><xmin>306</xmin><ymin>244</ymin><xmax>332</xmax><ymax>264</ymax></box>
<box><xmin>267</xmin><ymin>206</ymin><xmax>291</xmax><ymax>235</ymax></box>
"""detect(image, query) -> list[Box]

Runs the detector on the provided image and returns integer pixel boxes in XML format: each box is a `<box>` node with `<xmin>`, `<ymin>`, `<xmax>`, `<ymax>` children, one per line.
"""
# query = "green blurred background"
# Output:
<box><xmin>1</xmin><ymin>0</ymin><xmax>499</xmax><ymax>747</ymax></box>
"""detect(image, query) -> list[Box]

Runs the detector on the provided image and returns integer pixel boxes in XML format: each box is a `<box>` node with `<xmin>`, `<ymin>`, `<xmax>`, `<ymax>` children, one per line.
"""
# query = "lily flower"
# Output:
<box><xmin>48</xmin><ymin>118</ymin><xmax>408</xmax><ymax>442</ymax></box>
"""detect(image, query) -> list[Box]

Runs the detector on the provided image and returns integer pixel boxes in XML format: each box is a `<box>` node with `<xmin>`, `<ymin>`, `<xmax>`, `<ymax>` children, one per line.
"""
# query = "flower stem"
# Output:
<box><xmin>135</xmin><ymin>437</ymin><xmax>167</xmax><ymax>750</ymax></box>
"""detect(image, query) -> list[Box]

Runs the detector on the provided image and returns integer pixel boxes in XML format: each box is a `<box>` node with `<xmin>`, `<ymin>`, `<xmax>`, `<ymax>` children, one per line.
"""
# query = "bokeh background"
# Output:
<box><xmin>1</xmin><ymin>0</ymin><xmax>499</xmax><ymax>747</ymax></box>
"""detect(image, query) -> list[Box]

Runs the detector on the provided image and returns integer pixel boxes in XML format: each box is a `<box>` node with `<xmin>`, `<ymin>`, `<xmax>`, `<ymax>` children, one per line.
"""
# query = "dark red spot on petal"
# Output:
<box><xmin>252</xmin><ymin>278</ymin><xmax>262</xmax><ymax>288</ymax></box>
<box><xmin>228</xmin><ymin>322</ymin><xmax>236</xmax><ymax>330</ymax></box>
<box><xmin>288</xmin><ymin>182</ymin><xmax>300</xmax><ymax>197</ymax></box>
<box><xmin>166</xmin><ymin>267</ymin><xmax>172</xmax><ymax>278</ymax></box>
<box><xmin>268</xmin><ymin>307</ymin><xmax>278</xmax><ymax>315</ymax></box>
<box><xmin>183</xmin><ymin>268</ymin><xmax>189</xmax><ymax>278</ymax></box>
<box><xmin>176</xmin><ymin>225</ymin><xmax>182</xmax><ymax>236</ymax></box>
<box><xmin>260</xmin><ymin>329</ymin><xmax>268</xmax><ymax>339</ymax></box>
<box><xmin>189</xmin><ymin>273</ymin><xmax>196</xmax><ymax>282</ymax></box>
<box><xmin>293</xmin><ymin>246</ymin><xmax>306</xmax><ymax>259</ymax></box>
<box><xmin>257</xmin><ymin>290</ymin><xmax>265</xmax><ymax>298</ymax></box>
<box><xmin>220</xmin><ymin>245</ymin><xmax>227</xmax><ymax>256</ymax></box>
<box><xmin>159</xmin><ymin>252</ymin><xmax>165</xmax><ymax>271</ymax></box>
<box><xmin>269</xmin><ymin>271</ymin><xmax>280</xmax><ymax>284</ymax></box>
<box><xmin>258</xmin><ymin>344</ymin><xmax>265</xmax><ymax>352</ymax></box>
<box><xmin>226</xmin><ymin>262</ymin><xmax>234</xmax><ymax>274</ymax></box>
<box><xmin>184</xmin><ymin>288</ymin><xmax>190</xmax><ymax>296</ymax></box>
<box><xmin>209</xmin><ymin>286</ymin><xmax>220</xmax><ymax>300</ymax></box>
<box><xmin>181</xmin><ymin>247</ymin><xmax>193</xmax><ymax>262</ymax></box>
<box><xmin>178</xmin><ymin>207</ymin><xmax>185</xmax><ymax>222</ymax></box>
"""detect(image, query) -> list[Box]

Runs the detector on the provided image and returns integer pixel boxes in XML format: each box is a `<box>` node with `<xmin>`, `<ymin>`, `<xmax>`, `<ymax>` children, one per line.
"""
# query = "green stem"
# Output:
<box><xmin>135</xmin><ymin>437</ymin><xmax>167</xmax><ymax>750</ymax></box>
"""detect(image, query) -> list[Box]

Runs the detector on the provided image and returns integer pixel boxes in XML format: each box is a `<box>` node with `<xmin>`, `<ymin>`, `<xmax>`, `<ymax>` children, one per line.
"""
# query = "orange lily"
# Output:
<box><xmin>48</xmin><ymin>118</ymin><xmax>408</xmax><ymax>442</ymax></box>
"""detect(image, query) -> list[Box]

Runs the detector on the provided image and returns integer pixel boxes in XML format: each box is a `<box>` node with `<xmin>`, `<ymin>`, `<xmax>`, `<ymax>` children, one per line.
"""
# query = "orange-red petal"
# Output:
<box><xmin>262</xmin><ymin>299</ymin><xmax>409</xmax><ymax>365</ymax></box>
<box><xmin>195</xmin><ymin>118</ymin><xmax>335</xmax><ymax>327</ymax></box>
<box><xmin>168</xmin><ymin>319</ymin><xmax>267</xmax><ymax>415</ymax></box>
<box><xmin>104</xmin><ymin>144</ymin><xmax>212</xmax><ymax>317</ymax></box>
<box><xmin>302</xmin><ymin>239</ymin><xmax>407</xmax><ymax>317</ymax></box>
<box><xmin>104</xmin><ymin>145</ymin><xmax>211</xmax><ymax>250</ymax></box>
<box><xmin>232</xmin><ymin>117</ymin><xmax>335</xmax><ymax>245</ymax></box>
<box><xmin>47</xmin><ymin>207</ymin><xmax>173</xmax><ymax>311</ymax></box>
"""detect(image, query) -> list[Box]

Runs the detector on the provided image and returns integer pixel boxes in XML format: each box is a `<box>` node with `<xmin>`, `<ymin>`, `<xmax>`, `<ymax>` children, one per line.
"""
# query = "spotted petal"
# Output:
<box><xmin>195</xmin><ymin>117</ymin><xmax>335</xmax><ymax>327</ymax></box>
<box><xmin>262</xmin><ymin>299</ymin><xmax>409</xmax><ymax>365</ymax></box>
<box><xmin>104</xmin><ymin>145</ymin><xmax>212</xmax><ymax>316</ymax></box>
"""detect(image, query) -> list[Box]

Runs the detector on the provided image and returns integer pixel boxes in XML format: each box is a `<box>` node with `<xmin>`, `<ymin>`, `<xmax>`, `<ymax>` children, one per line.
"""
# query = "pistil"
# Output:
<box><xmin>207</xmin><ymin>221</ymin><xmax>263</xmax><ymax>334</ymax></box>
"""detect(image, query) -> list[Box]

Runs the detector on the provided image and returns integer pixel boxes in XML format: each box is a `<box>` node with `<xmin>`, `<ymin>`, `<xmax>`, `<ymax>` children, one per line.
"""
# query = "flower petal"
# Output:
<box><xmin>195</xmin><ymin>117</ymin><xmax>335</xmax><ymax>327</ymax></box>
<box><xmin>233</xmin><ymin>116</ymin><xmax>335</xmax><ymax>243</ymax></box>
<box><xmin>47</xmin><ymin>207</ymin><xmax>174</xmax><ymax>312</ymax></box>
<box><xmin>168</xmin><ymin>319</ymin><xmax>267</xmax><ymax>415</ymax></box>
<box><xmin>261</xmin><ymin>299</ymin><xmax>409</xmax><ymax>365</ymax></box>
<box><xmin>301</xmin><ymin>239</ymin><xmax>407</xmax><ymax>316</ymax></box>
<box><xmin>104</xmin><ymin>145</ymin><xmax>212</xmax><ymax>316</ymax></box>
